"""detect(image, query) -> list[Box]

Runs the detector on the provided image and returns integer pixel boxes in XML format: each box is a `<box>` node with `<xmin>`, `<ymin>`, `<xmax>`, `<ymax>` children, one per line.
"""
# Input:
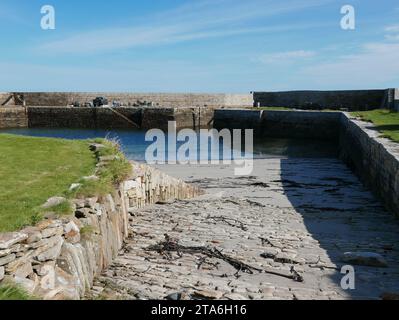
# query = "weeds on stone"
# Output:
<box><xmin>80</xmin><ymin>225</ymin><xmax>97</xmax><ymax>240</ymax></box>
<box><xmin>0</xmin><ymin>282</ymin><xmax>35</xmax><ymax>300</ymax></box>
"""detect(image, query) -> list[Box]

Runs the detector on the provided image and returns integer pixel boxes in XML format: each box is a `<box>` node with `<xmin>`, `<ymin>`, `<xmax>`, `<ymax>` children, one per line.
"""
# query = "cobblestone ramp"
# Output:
<box><xmin>91</xmin><ymin>159</ymin><xmax>399</xmax><ymax>300</ymax></box>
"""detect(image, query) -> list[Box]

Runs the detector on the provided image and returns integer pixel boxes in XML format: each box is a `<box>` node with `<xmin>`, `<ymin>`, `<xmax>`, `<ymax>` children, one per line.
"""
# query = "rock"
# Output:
<box><xmin>41</xmin><ymin>226</ymin><xmax>64</xmax><ymax>239</ymax></box>
<box><xmin>21</xmin><ymin>227</ymin><xmax>43</xmax><ymax>244</ymax></box>
<box><xmin>83</xmin><ymin>176</ymin><xmax>99</xmax><ymax>182</ymax></box>
<box><xmin>36</xmin><ymin>239</ymin><xmax>64</xmax><ymax>262</ymax></box>
<box><xmin>99</xmin><ymin>155</ymin><xmax>120</xmax><ymax>162</ymax></box>
<box><xmin>36</xmin><ymin>219</ymin><xmax>55</xmax><ymax>231</ymax></box>
<box><xmin>192</xmin><ymin>290</ymin><xmax>223</xmax><ymax>300</ymax></box>
<box><xmin>14</xmin><ymin>276</ymin><xmax>37</xmax><ymax>294</ymax></box>
<box><xmin>0</xmin><ymin>248</ymin><xmax>12</xmax><ymax>258</ymax></box>
<box><xmin>42</xmin><ymin>197</ymin><xmax>67</xmax><ymax>209</ymax></box>
<box><xmin>69</xmin><ymin>183</ymin><xmax>82</xmax><ymax>192</ymax></box>
<box><xmin>64</xmin><ymin>221</ymin><xmax>80</xmax><ymax>244</ymax></box>
<box><xmin>260</xmin><ymin>285</ymin><xmax>275</xmax><ymax>297</ymax></box>
<box><xmin>124</xmin><ymin>180</ymin><xmax>140</xmax><ymax>190</ymax></box>
<box><xmin>341</xmin><ymin>252</ymin><xmax>388</xmax><ymax>268</ymax></box>
<box><xmin>261</xmin><ymin>248</ymin><xmax>280</xmax><ymax>257</ymax></box>
<box><xmin>106</xmin><ymin>194</ymin><xmax>116</xmax><ymax>212</ymax></box>
<box><xmin>83</xmin><ymin>198</ymin><xmax>98</xmax><ymax>209</ymax></box>
<box><xmin>165</xmin><ymin>292</ymin><xmax>182</xmax><ymax>300</ymax></box>
<box><xmin>14</xmin><ymin>262</ymin><xmax>33</xmax><ymax>278</ymax></box>
<box><xmin>0</xmin><ymin>232</ymin><xmax>28</xmax><ymax>250</ymax></box>
<box><xmin>5</xmin><ymin>251</ymin><xmax>34</xmax><ymax>273</ymax></box>
<box><xmin>0</xmin><ymin>253</ymin><xmax>16</xmax><ymax>266</ymax></box>
<box><xmin>224</xmin><ymin>293</ymin><xmax>247</xmax><ymax>300</ymax></box>
<box><xmin>35</xmin><ymin>262</ymin><xmax>55</xmax><ymax>276</ymax></box>
<box><xmin>29</xmin><ymin>234</ymin><xmax>61</xmax><ymax>250</ymax></box>
<box><xmin>89</xmin><ymin>143</ymin><xmax>105</xmax><ymax>152</ymax></box>
<box><xmin>0</xmin><ymin>266</ymin><xmax>4</xmax><ymax>281</ymax></box>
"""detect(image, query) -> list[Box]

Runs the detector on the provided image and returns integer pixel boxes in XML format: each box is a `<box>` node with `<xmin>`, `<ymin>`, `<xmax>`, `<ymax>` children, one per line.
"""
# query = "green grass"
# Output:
<box><xmin>69</xmin><ymin>139</ymin><xmax>132</xmax><ymax>199</ymax></box>
<box><xmin>0</xmin><ymin>283</ymin><xmax>34</xmax><ymax>300</ymax></box>
<box><xmin>80</xmin><ymin>225</ymin><xmax>97</xmax><ymax>240</ymax></box>
<box><xmin>0</xmin><ymin>134</ymin><xmax>96</xmax><ymax>232</ymax></box>
<box><xmin>351</xmin><ymin>109</ymin><xmax>399</xmax><ymax>143</ymax></box>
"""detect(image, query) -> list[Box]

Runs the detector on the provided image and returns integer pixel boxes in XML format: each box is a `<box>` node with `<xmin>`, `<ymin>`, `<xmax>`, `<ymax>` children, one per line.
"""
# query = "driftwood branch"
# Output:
<box><xmin>146</xmin><ymin>234</ymin><xmax>304</xmax><ymax>282</ymax></box>
<box><xmin>206</xmin><ymin>215</ymin><xmax>248</xmax><ymax>231</ymax></box>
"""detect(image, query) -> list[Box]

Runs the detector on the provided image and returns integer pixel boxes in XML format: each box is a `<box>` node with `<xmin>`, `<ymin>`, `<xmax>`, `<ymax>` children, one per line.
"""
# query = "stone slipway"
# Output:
<box><xmin>92</xmin><ymin>159</ymin><xmax>399</xmax><ymax>300</ymax></box>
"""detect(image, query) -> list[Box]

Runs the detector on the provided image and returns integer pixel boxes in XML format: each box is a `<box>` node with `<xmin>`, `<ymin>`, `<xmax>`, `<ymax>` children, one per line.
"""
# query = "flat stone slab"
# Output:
<box><xmin>0</xmin><ymin>232</ymin><xmax>28</xmax><ymax>250</ymax></box>
<box><xmin>92</xmin><ymin>159</ymin><xmax>399</xmax><ymax>300</ymax></box>
<box><xmin>42</xmin><ymin>196</ymin><xmax>66</xmax><ymax>209</ymax></box>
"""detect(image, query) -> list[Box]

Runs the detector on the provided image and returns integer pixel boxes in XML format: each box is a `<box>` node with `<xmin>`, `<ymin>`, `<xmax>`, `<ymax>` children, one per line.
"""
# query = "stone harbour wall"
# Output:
<box><xmin>214</xmin><ymin>109</ymin><xmax>341</xmax><ymax>141</ymax></box>
<box><xmin>27</xmin><ymin>107</ymin><xmax>142</xmax><ymax>129</ymax></box>
<box><xmin>13</xmin><ymin>92</ymin><xmax>254</xmax><ymax>108</ymax></box>
<box><xmin>0</xmin><ymin>107</ymin><xmax>28</xmax><ymax>129</ymax></box>
<box><xmin>253</xmin><ymin>89</ymin><xmax>390</xmax><ymax>111</ymax></box>
<box><xmin>28</xmin><ymin>106</ymin><xmax>215</xmax><ymax>130</ymax></box>
<box><xmin>0</xmin><ymin>162</ymin><xmax>202</xmax><ymax>300</ymax></box>
<box><xmin>339</xmin><ymin>113</ymin><xmax>399</xmax><ymax>217</ymax></box>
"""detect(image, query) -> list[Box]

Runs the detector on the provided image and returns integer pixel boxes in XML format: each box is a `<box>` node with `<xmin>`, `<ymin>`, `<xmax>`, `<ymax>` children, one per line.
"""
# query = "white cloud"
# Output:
<box><xmin>301</xmin><ymin>42</ymin><xmax>399</xmax><ymax>87</ymax></box>
<box><xmin>385</xmin><ymin>25</ymin><xmax>399</xmax><ymax>32</ymax></box>
<box><xmin>384</xmin><ymin>24</ymin><xmax>399</xmax><ymax>42</ymax></box>
<box><xmin>259</xmin><ymin>50</ymin><xmax>316</xmax><ymax>64</ymax></box>
<box><xmin>38</xmin><ymin>0</ymin><xmax>333</xmax><ymax>54</ymax></box>
<box><xmin>385</xmin><ymin>34</ymin><xmax>399</xmax><ymax>41</ymax></box>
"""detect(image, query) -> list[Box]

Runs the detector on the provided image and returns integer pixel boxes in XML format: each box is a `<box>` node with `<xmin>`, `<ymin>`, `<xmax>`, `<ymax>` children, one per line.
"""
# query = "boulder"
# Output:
<box><xmin>41</xmin><ymin>226</ymin><xmax>64</xmax><ymax>239</ymax></box>
<box><xmin>82</xmin><ymin>176</ymin><xmax>99</xmax><ymax>182</ymax></box>
<box><xmin>42</xmin><ymin>197</ymin><xmax>67</xmax><ymax>209</ymax></box>
<box><xmin>22</xmin><ymin>227</ymin><xmax>43</xmax><ymax>244</ymax></box>
<box><xmin>89</xmin><ymin>143</ymin><xmax>105</xmax><ymax>152</ymax></box>
<box><xmin>14</xmin><ymin>275</ymin><xmax>37</xmax><ymax>295</ymax></box>
<box><xmin>14</xmin><ymin>262</ymin><xmax>33</xmax><ymax>279</ymax></box>
<box><xmin>64</xmin><ymin>221</ymin><xmax>80</xmax><ymax>244</ymax></box>
<box><xmin>0</xmin><ymin>232</ymin><xmax>28</xmax><ymax>250</ymax></box>
<box><xmin>0</xmin><ymin>253</ymin><xmax>16</xmax><ymax>266</ymax></box>
<box><xmin>341</xmin><ymin>252</ymin><xmax>388</xmax><ymax>268</ymax></box>
<box><xmin>69</xmin><ymin>183</ymin><xmax>82</xmax><ymax>192</ymax></box>
<box><xmin>0</xmin><ymin>248</ymin><xmax>12</xmax><ymax>258</ymax></box>
<box><xmin>36</xmin><ymin>239</ymin><xmax>64</xmax><ymax>262</ymax></box>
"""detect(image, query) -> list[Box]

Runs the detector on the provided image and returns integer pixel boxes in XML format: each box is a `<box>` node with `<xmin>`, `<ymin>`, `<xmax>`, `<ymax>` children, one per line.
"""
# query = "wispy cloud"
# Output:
<box><xmin>384</xmin><ymin>24</ymin><xmax>399</xmax><ymax>41</ymax></box>
<box><xmin>38</xmin><ymin>0</ymin><xmax>333</xmax><ymax>54</ymax></box>
<box><xmin>259</xmin><ymin>50</ymin><xmax>316</xmax><ymax>64</ymax></box>
<box><xmin>301</xmin><ymin>42</ymin><xmax>399</xmax><ymax>87</ymax></box>
<box><xmin>385</xmin><ymin>25</ymin><xmax>399</xmax><ymax>32</ymax></box>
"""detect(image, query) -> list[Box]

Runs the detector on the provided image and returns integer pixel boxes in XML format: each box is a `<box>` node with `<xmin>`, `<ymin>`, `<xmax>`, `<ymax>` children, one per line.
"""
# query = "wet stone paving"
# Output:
<box><xmin>91</xmin><ymin>159</ymin><xmax>399</xmax><ymax>300</ymax></box>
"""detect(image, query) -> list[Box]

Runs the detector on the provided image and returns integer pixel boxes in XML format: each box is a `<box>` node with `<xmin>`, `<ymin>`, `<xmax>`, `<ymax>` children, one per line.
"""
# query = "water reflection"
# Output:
<box><xmin>0</xmin><ymin>128</ymin><xmax>338</xmax><ymax>161</ymax></box>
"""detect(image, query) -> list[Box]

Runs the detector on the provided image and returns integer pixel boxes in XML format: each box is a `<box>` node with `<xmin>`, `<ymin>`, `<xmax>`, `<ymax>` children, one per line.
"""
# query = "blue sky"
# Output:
<box><xmin>0</xmin><ymin>0</ymin><xmax>398</xmax><ymax>92</ymax></box>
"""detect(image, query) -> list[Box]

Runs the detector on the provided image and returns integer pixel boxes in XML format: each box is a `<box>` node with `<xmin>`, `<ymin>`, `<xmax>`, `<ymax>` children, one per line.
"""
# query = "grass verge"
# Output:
<box><xmin>351</xmin><ymin>109</ymin><xmax>399</xmax><ymax>143</ymax></box>
<box><xmin>0</xmin><ymin>283</ymin><xmax>34</xmax><ymax>300</ymax></box>
<box><xmin>0</xmin><ymin>134</ymin><xmax>96</xmax><ymax>232</ymax></box>
<box><xmin>0</xmin><ymin>134</ymin><xmax>131</xmax><ymax>232</ymax></box>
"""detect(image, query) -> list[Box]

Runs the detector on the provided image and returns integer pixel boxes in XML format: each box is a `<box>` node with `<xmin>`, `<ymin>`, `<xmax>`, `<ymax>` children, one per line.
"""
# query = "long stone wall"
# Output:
<box><xmin>253</xmin><ymin>90</ymin><xmax>390</xmax><ymax>111</ymax></box>
<box><xmin>0</xmin><ymin>107</ymin><xmax>28</xmax><ymax>129</ymax></box>
<box><xmin>214</xmin><ymin>109</ymin><xmax>341</xmax><ymax>141</ymax></box>
<box><xmin>339</xmin><ymin>113</ymin><xmax>399</xmax><ymax>217</ymax></box>
<box><xmin>28</xmin><ymin>106</ymin><xmax>215</xmax><ymax>130</ymax></box>
<box><xmin>0</xmin><ymin>161</ymin><xmax>202</xmax><ymax>300</ymax></box>
<box><xmin>214</xmin><ymin>109</ymin><xmax>399</xmax><ymax>216</ymax></box>
<box><xmin>13</xmin><ymin>92</ymin><xmax>253</xmax><ymax>108</ymax></box>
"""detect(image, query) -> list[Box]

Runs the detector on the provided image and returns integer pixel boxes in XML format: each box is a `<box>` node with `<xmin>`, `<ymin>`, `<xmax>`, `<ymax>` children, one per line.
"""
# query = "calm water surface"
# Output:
<box><xmin>0</xmin><ymin>128</ymin><xmax>337</xmax><ymax>161</ymax></box>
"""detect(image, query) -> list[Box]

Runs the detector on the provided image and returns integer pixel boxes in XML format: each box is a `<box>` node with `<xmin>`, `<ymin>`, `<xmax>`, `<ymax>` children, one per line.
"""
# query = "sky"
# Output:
<box><xmin>0</xmin><ymin>0</ymin><xmax>398</xmax><ymax>92</ymax></box>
